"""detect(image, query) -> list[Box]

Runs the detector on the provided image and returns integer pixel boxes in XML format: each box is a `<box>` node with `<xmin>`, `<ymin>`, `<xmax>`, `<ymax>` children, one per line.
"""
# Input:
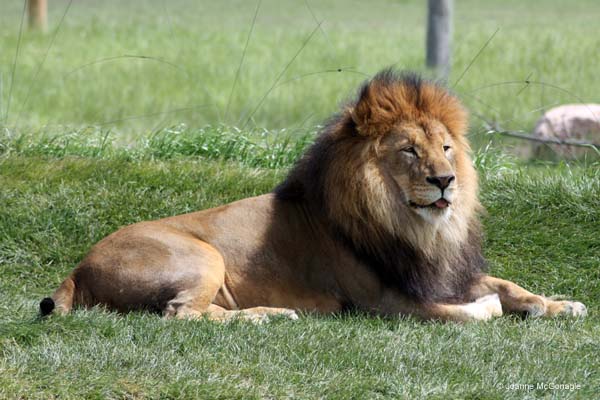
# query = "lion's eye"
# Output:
<box><xmin>443</xmin><ymin>145</ymin><xmax>451</xmax><ymax>152</ymax></box>
<box><xmin>402</xmin><ymin>147</ymin><xmax>418</xmax><ymax>157</ymax></box>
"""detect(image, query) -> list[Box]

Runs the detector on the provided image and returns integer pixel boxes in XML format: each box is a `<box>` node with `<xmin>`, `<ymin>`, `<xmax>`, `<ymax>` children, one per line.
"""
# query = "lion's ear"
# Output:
<box><xmin>351</xmin><ymin>81</ymin><xmax>396</xmax><ymax>137</ymax></box>
<box><xmin>350</xmin><ymin>84</ymin><xmax>373</xmax><ymax>135</ymax></box>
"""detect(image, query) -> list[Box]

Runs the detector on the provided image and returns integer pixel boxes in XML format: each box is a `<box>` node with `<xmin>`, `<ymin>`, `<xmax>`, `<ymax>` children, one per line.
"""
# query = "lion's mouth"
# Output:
<box><xmin>409</xmin><ymin>198</ymin><xmax>451</xmax><ymax>209</ymax></box>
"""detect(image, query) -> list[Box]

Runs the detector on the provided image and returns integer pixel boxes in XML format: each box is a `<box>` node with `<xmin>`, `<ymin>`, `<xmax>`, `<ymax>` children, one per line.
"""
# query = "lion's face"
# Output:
<box><xmin>378</xmin><ymin>120</ymin><xmax>458</xmax><ymax>223</ymax></box>
<box><xmin>311</xmin><ymin>71</ymin><xmax>479</xmax><ymax>249</ymax></box>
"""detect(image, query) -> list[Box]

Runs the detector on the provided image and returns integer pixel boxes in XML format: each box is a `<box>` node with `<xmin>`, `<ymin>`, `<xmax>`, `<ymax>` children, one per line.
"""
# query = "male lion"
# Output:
<box><xmin>40</xmin><ymin>69</ymin><xmax>587</xmax><ymax>322</ymax></box>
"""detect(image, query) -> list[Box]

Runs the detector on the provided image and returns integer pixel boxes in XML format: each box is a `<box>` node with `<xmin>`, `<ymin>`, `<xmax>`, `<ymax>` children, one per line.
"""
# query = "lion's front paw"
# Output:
<box><xmin>246</xmin><ymin>307</ymin><xmax>299</xmax><ymax>322</ymax></box>
<box><xmin>477</xmin><ymin>293</ymin><xmax>503</xmax><ymax>317</ymax></box>
<box><xmin>463</xmin><ymin>294</ymin><xmax>503</xmax><ymax>321</ymax></box>
<box><xmin>240</xmin><ymin>313</ymin><xmax>269</xmax><ymax>324</ymax></box>
<box><xmin>546</xmin><ymin>300</ymin><xmax>587</xmax><ymax>318</ymax></box>
<box><xmin>521</xmin><ymin>295</ymin><xmax>547</xmax><ymax>317</ymax></box>
<box><xmin>283</xmin><ymin>309</ymin><xmax>300</xmax><ymax>320</ymax></box>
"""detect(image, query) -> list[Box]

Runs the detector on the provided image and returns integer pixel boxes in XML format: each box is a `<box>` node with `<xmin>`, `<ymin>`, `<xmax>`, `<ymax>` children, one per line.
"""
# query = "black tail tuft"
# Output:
<box><xmin>40</xmin><ymin>297</ymin><xmax>55</xmax><ymax>316</ymax></box>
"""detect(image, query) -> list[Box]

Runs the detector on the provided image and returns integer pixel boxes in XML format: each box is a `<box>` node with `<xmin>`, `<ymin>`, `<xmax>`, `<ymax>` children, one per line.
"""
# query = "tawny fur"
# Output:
<box><xmin>41</xmin><ymin>69</ymin><xmax>587</xmax><ymax>322</ymax></box>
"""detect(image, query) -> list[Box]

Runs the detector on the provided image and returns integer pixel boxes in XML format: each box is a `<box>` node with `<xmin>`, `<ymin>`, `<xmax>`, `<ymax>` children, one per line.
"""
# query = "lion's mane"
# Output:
<box><xmin>276</xmin><ymin>69</ymin><xmax>486</xmax><ymax>303</ymax></box>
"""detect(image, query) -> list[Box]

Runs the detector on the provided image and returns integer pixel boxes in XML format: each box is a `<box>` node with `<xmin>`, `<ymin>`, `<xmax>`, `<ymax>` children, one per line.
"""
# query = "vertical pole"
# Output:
<box><xmin>28</xmin><ymin>0</ymin><xmax>48</xmax><ymax>31</ymax></box>
<box><xmin>426</xmin><ymin>0</ymin><xmax>452</xmax><ymax>80</ymax></box>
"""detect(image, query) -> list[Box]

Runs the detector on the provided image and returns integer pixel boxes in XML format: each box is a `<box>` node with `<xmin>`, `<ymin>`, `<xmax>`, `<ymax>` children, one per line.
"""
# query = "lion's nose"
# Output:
<box><xmin>426</xmin><ymin>175</ymin><xmax>455</xmax><ymax>190</ymax></box>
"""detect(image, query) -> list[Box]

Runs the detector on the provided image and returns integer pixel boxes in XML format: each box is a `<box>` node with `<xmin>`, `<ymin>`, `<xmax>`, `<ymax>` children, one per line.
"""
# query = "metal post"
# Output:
<box><xmin>426</xmin><ymin>0</ymin><xmax>453</xmax><ymax>80</ymax></box>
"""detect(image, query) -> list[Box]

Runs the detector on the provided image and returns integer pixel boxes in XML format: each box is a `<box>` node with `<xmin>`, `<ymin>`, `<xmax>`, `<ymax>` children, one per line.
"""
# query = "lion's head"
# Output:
<box><xmin>350</xmin><ymin>71</ymin><xmax>479</xmax><ymax>238</ymax></box>
<box><xmin>277</xmin><ymin>69</ymin><xmax>484</xmax><ymax>302</ymax></box>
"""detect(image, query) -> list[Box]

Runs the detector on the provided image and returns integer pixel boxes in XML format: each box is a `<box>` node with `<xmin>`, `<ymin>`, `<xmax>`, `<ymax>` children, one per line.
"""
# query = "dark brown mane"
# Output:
<box><xmin>275</xmin><ymin>69</ymin><xmax>486</xmax><ymax>303</ymax></box>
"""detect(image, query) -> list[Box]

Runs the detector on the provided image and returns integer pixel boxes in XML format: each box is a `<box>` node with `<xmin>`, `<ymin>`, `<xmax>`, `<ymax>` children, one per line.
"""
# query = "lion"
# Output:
<box><xmin>40</xmin><ymin>69</ymin><xmax>587</xmax><ymax>322</ymax></box>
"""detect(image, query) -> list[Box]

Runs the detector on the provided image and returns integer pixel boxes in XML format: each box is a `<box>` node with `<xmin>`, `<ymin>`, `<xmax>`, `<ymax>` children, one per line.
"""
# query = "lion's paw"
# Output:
<box><xmin>251</xmin><ymin>309</ymin><xmax>299</xmax><ymax>322</ymax></box>
<box><xmin>522</xmin><ymin>295</ymin><xmax>547</xmax><ymax>317</ymax></box>
<box><xmin>280</xmin><ymin>309</ymin><xmax>300</xmax><ymax>320</ymax></box>
<box><xmin>547</xmin><ymin>300</ymin><xmax>587</xmax><ymax>318</ymax></box>
<box><xmin>463</xmin><ymin>294</ymin><xmax>503</xmax><ymax>321</ymax></box>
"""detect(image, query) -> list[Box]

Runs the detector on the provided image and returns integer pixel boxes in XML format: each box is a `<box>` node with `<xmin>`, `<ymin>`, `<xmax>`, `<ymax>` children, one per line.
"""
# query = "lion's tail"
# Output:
<box><xmin>40</xmin><ymin>275</ymin><xmax>76</xmax><ymax>316</ymax></box>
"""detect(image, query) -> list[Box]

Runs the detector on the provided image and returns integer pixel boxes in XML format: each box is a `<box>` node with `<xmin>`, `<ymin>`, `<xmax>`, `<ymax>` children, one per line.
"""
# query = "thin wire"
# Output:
<box><xmin>4</xmin><ymin>1</ymin><xmax>28</xmax><ymax>124</ymax></box>
<box><xmin>14</xmin><ymin>0</ymin><xmax>74</xmax><ymax>127</ymax></box>
<box><xmin>224</xmin><ymin>0</ymin><xmax>261</xmax><ymax>122</ymax></box>
<box><xmin>452</xmin><ymin>27</ymin><xmax>499</xmax><ymax>88</ymax></box>
<box><xmin>274</xmin><ymin>67</ymin><xmax>369</xmax><ymax>88</ymax></box>
<box><xmin>515</xmin><ymin>72</ymin><xmax>533</xmax><ymax>96</ymax></box>
<box><xmin>241</xmin><ymin>22</ymin><xmax>322</xmax><ymax>129</ymax></box>
<box><xmin>467</xmin><ymin>79</ymin><xmax>596</xmax><ymax>123</ymax></box>
<box><xmin>96</xmin><ymin>104</ymin><xmax>211</xmax><ymax>126</ymax></box>
<box><xmin>304</xmin><ymin>0</ymin><xmax>334</xmax><ymax>52</ymax></box>
<box><xmin>63</xmin><ymin>54</ymin><xmax>187</xmax><ymax>79</ymax></box>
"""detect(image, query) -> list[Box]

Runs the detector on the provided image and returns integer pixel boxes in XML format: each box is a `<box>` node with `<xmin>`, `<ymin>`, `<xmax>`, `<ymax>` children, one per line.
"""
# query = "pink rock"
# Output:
<box><xmin>533</xmin><ymin>104</ymin><xmax>600</xmax><ymax>158</ymax></box>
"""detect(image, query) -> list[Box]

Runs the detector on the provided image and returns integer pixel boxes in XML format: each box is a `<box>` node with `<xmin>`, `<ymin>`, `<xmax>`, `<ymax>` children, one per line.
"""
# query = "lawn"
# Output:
<box><xmin>1</xmin><ymin>0</ymin><xmax>599</xmax><ymax>142</ymax></box>
<box><xmin>0</xmin><ymin>140</ymin><xmax>598</xmax><ymax>399</ymax></box>
<box><xmin>1</xmin><ymin>1</ymin><xmax>599</xmax><ymax>399</ymax></box>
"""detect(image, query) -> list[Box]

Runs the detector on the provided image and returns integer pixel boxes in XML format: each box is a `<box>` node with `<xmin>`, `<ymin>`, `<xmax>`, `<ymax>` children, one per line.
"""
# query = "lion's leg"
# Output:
<box><xmin>376</xmin><ymin>290</ymin><xmax>502</xmax><ymax>322</ymax></box>
<box><xmin>209</xmin><ymin>304</ymin><xmax>298</xmax><ymax>322</ymax></box>
<box><xmin>169</xmin><ymin>303</ymin><xmax>298</xmax><ymax>323</ymax></box>
<box><xmin>468</xmin><ymin>275</ymin><xmax>587</xmax><ymax>317</ymax></box>
<box><xmin>412</xmin><ymin>294</ymin><xmax>503</xmax><ymax>322</ymax></box>
<box><xmin>161</xmin><ymin>243</ymin><xmax>227</xmax><ymax>319</ymax></box>
<box><xmin>239</xmin><ymin>306</ymin><xmax>299</xmax><ymax>321</ymax></box>
<box><xmin>163</xmin><ymin>287</ymin><xmax>221</xmax><ymax>319</ymax></box>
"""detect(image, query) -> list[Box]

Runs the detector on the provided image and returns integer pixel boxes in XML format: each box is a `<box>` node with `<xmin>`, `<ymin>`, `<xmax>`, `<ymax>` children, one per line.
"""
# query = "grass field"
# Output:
<box><xmin>1</xmin><ymin>1</ymin><xmax>599</xmax><ymax>399</ymax></box>
<box><xmin>1</xmin><ymin>0</ymin><xmax>600</xmax><ymax>142</ymax></box>
<box><xmin>1</xmin><ymin>138</ymin><xmax>599</xmax><ymax>399</ymax></box>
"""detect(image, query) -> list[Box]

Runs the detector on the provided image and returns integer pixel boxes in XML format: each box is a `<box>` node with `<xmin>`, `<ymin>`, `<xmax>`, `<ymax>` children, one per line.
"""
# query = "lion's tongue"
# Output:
<box><xmin>434</xmin><ymin>199</ymin><xmax>449</xmax><ymax>209</ymax></box>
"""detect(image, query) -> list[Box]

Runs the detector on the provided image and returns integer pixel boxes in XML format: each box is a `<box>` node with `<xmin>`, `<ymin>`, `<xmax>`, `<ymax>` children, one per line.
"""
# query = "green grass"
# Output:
<box><xmin>1</xmin><ymin>1</ymin><xmax>599</xmax><ymax>398</ymax></box>
<box><xmin>1</xmin><ymin>0</ymin><xmax>600</xmax><ymax>141</ymax></box>
<box><xmin>0</xmin><ymin>142</ymin><xmax>598</xmax><ymax>399</ymax></box>
<box><xmin>0</xmin><ymin>125</ymin><xmax>315</xmax><ymax>169</ymax></box>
